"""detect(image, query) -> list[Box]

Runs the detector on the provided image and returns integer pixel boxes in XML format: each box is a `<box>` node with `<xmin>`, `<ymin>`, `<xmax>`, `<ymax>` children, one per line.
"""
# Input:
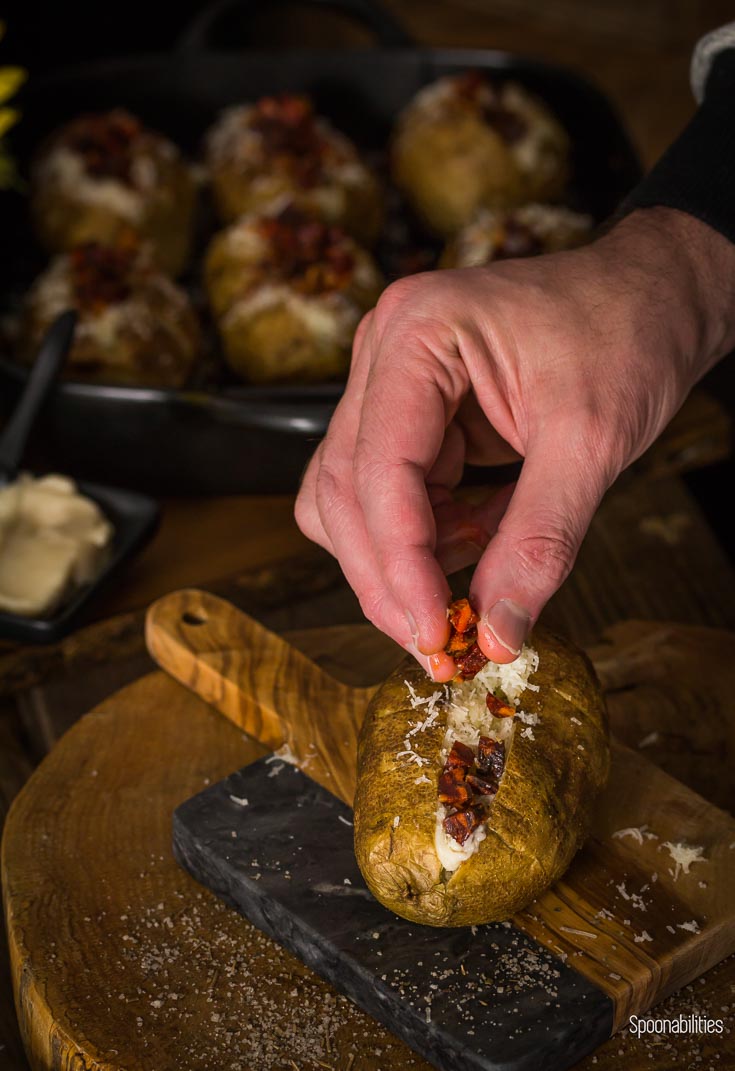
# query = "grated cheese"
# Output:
<box><xmin>515</xmin><ymin>710</ymin><xmax>539</xmax><ymax>726</ymax></box>
<box><xmin>638</xmin><ymin>731</ymin><xmax>660</xmax><ymax>748</ymax></box>
<box><xmin>267</xmin><ymin>743</ymin><xmax>302</xmax><ymax>766</ymax></box>
<box><xmin>662</xmin><ymin>841</ymin><xmax>707</xmax><ymax>881</ymax></box>
<box><xmin>613</xmin><ymin>825</ymin><xmax>658</xmax><ymax>845</ymax></box>
<box><xmin>396</xmin><ymin>684</ymin><xmax>449</xmax><ymax>769</ymax></box>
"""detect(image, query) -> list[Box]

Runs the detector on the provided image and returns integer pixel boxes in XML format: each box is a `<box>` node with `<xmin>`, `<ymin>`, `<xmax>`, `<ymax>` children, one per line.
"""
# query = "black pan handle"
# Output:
<box><xmin>176</xmin><ymin>0</ymin><xmax>414</xmax><ymax>53</ymax></box>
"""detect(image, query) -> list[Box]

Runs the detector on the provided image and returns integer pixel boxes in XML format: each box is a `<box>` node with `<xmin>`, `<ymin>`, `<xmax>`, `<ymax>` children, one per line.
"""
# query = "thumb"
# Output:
<box><xmin>469</xmin><ymin>436</ymin><xmax>609</xmax><ymax>662</ymax></box>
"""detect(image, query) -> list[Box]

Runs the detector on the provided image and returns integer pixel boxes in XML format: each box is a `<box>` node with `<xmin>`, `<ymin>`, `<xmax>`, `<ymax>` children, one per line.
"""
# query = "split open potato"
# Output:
<box><xmin>354</xmin><ymin>610</ymin><xmax>609</xmax><ymax>926</ymax></box>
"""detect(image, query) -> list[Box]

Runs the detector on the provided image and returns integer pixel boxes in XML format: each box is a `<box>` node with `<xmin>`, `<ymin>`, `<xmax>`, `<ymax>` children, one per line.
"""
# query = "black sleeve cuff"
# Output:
<box><xmin>620</xmin><ymin>48</ymin><xmax>735</xmax><ymax>244</ymax></box>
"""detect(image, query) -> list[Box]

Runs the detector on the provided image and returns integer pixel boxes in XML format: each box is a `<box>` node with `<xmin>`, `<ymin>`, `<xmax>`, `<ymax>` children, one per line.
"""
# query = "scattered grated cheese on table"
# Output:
<box><xmin>662</xmin><ymin>841</ymin><xmax>707</xmax><ymax>881</ymax></box>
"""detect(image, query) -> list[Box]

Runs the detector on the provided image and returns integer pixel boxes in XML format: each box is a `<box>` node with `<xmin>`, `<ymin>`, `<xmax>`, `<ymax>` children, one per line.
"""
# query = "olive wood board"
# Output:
<box><xmin>146</xmin><ymin>590</ymin><xmax>735</xmax><ymax>1042</ymax></box>
<box><xmin>4</xmin><ymin>606</ymin><xmax>735</xmax><ymax>1071</ymax></box>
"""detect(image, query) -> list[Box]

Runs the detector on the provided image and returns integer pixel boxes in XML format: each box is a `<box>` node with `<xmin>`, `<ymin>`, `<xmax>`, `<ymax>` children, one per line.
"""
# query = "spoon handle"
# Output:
<box><xmin>0</xmin><ymin>310</ymin><xmax>77</xmax><ymax>479</ymax></box>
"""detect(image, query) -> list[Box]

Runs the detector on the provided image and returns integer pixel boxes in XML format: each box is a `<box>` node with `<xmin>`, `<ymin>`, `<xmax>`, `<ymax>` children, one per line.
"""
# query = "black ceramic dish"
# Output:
<box><xmin>0</xmin><ymin>314</ymin><xmax>160</xmax><ymax>645</ymax></box>
<box><xmin>0</xmin><ymin>0</ymin><xmax>641</xmax><ymax>495</ymax></box>
<box><xmin>0</xmin><ymin>479</ymin><xmax>159</xmax><ymax>644</ymax></box>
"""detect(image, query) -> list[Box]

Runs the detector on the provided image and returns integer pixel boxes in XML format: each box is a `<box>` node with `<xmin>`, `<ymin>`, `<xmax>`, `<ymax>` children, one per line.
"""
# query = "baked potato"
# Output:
<box><xmin>31</xmin><ymin>109</ymin><xmax>197</xmax><ymax>276</ymax></box>
<box><xmin>441</xmin><ymin>203</ymin><xmax>592</xmax><ymax>268</ymax></box>
<box><xmin>18</xmin><ymin>237</ymin><xmax>201</xmax><ymax>388</ymax></box>
<box><xmin>205</xmin><ymin>94</ymin><xmax>382</xmax><ymax>245</ymax></box>
<box><xmin>392</xmin><ymin>72</ymin><xmax>570</xmax><ymax>236</ymax></box>
<box><xmin>204</xmin><ymin>206</ymin><xmax>383</xmax><ymax>384</ymax></box>
<box><xmin>354</xmin><ymin>599</ymin><xmax>609</xmax><ymax>926</ymax></box>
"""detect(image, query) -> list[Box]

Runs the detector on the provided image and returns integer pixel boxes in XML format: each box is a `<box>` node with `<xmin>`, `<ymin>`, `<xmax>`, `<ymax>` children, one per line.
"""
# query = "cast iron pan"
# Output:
<box><xmin>0</xmin><ymin>0</ymin><xmax>641</xmax><ymax>495</ymax></box>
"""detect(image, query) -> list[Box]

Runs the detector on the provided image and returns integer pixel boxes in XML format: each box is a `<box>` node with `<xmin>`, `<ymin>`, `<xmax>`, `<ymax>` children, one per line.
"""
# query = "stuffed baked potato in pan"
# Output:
<box><xmin>31</xmin><ymin>110</ymin><xmax>197</xmax><ymax>277</ymax></box>
<box><xmin>205</xmin><ymin>94</ymin><xmax>383</xmax><ymax>245</ymax></box>
<box><xmin>392</xmin><ymin>72</ymin><xmax>570</xmax><ymax>236</ymax></box>
<box><xmin>354</xmin><ymin>601</ymin><xmax>609</xmax><ymax>926</ymax></box>
<box><xmin>204</xmin><ymin>206</ymin><xmax>383</xmax><ymax>384</ymax></box>
<box><xmin>19</xmin><ymin>237</ymin><xmax>200</xmax><ymax>388</ymax></box>
<box><xmin>440</xmin><ymin>203</ymin><xmax>592</xmax><ymax>268</ymax></box>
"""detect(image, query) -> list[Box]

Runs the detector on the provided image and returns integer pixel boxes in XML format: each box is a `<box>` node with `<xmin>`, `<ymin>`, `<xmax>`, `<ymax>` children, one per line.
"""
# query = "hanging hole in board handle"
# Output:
<box><xmin>182</xmin><ymin>610</ymin><xmax>208</xmax><ymax>626</ymax></box>
<box><xmin>175</xmin><ymin>0</ymin><xmax>414</xmax><ymax>54</ymax></box>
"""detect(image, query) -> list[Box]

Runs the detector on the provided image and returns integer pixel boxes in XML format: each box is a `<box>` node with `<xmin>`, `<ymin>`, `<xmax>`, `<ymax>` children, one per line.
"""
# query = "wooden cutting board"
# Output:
<box><xmin>4</xmin><ymin>589</ymin><xmax>735</xmax><ymax>1071</ymax></box>
<box><xmin>151</xmin><ymin>592</ymin><xmax>735</xmax><ymax>1051</ymax></box>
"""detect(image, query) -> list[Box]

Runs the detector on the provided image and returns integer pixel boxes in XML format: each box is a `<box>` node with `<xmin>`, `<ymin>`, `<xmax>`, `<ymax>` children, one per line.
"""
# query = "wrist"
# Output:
<box><xmin>597</xmin><ymin>207</ymin><xmax>735</xmax><ymax>389</ymax></box>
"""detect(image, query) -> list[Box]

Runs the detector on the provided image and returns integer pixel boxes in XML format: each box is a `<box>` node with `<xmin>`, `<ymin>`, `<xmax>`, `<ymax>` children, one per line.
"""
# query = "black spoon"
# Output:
<box><xmin>0</xmin><ymin>310</ymin><xmax>77</xmax><ymax>485</ymax></box>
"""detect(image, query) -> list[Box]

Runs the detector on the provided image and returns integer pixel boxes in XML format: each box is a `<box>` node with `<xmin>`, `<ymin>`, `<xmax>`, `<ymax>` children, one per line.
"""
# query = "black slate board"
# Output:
<box><xmin>173</xmin><ymin>757</ymin><xmax>614</xmax><ymax>1071</ymax></box>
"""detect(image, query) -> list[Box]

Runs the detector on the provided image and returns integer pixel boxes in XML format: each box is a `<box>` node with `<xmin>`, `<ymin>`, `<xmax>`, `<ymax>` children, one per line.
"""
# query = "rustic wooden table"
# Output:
<box><xmin>2</xmin><ymin>2</ymin><xmax>735</xmax><ymax>1068</ymax></box>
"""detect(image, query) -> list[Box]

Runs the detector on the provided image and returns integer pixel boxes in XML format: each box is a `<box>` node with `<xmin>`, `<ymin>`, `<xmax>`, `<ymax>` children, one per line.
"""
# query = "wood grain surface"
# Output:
<box><xmin>145</xmin><ymin>594</ymin><xmax>735</xmax><ymax>1031</ymax></box>
<box><xmin>145</xmin><ymin>590</ymin><xmax>375</xmax><ymax>803</ymax></box>
<box><xmin>5</xmin><ymin>617</ymin><xmax>735</xmax><ymax>1070</ymax></box>
<box><xmin>1</xmin><ymin>2</ymin><xmax>734</xmax><ymax>1068</ymax></box>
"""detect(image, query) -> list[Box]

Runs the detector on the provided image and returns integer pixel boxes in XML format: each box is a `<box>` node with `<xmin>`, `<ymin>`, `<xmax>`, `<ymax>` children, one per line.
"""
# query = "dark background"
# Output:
<box><xmin>2</xmin><ymin>0</ymin><xmax>734</xmax><ymax>553</ymax></box>
<box><xmin>1</xmin><ymin>0</ymin><xmax>394</xmax><ymax>72</ymax></box>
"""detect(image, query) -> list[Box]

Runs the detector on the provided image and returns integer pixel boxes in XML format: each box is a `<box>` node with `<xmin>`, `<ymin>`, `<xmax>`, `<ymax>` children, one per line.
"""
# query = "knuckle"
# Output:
<box><xmin>513</xmin><ymin>529</ymin><xmax>576</xmax><ymax>591</ymax></box>
<box><xmin>373</xmin><ymin>274</ymin><xmax>432</xmax><ymax>324</ymax></box>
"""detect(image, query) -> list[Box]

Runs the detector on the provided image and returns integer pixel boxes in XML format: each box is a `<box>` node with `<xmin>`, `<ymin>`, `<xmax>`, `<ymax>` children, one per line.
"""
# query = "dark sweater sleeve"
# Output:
<box><xmin>621</xmin><ymin>47</ymin><xmax>735</xmax><ymax>244</ymax></box>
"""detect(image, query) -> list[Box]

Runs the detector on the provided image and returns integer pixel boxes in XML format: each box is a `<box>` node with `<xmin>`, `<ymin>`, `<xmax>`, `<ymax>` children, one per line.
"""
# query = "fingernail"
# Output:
<box><xmin>482</xmin><ymin>599</ymin><xmax>531</xmax><ymax>657</ymax></box>
<box><xmin>428</xmin><ymin>652</ymin><xmax>457</xmax><ymax>682</ymax></box>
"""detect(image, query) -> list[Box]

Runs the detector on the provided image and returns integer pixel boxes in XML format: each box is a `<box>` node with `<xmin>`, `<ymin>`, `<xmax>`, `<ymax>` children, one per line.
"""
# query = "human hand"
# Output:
<box><xmin>295</xmin><ymin>208</ymin><xmax>735</xmax><ymax>679</ymax></box>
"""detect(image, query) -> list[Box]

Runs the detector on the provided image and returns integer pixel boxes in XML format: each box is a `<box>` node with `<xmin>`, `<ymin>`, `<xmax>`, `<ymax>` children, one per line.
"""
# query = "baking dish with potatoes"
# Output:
<box><xmin>0</xmin><ymin>0</ymin><xmax>639</xmax><ymax>494</ymax></box>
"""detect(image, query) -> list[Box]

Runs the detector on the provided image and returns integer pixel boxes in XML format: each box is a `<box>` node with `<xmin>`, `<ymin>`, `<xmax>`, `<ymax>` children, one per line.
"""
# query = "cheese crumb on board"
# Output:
<box><xmin>662</xmin><ymin>841</ymin><xmax>707</xmax><ymax>881</ymax></box>
<box><xmin>612</xmin><ymin>825</ymin><xmax>658</xmax><ymax>845</ymax></box>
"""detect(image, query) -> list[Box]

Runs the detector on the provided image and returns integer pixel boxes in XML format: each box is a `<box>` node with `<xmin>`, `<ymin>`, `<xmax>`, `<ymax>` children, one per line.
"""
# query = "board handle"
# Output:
<box><xmin>145</xmin><ymin>589</ymin><xmax>374</xmax><ymax>803</ymax></box>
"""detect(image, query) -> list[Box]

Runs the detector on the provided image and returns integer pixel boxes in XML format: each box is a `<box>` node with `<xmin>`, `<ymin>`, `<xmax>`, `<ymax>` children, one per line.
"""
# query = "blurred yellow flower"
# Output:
<box><xmin>0</xmin><ymin>107</ymin><xmax>19</xmax><ymax>137</ymax></box>
<box><xmin>0</xmin><ymin>67</ymin><xmax>26</xmax><ymax>104</ymax></box>
<box><xmin>0</xmin><ymin>21</ymin><xmax>26</xmax><ymax>189</ymax></box>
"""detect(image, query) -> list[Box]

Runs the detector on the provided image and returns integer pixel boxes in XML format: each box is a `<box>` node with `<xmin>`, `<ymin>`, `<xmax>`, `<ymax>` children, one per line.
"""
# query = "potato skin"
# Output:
<box><xmin>353</xmin><ymin>627</ymin><xmax>609</xmax><ymax>926</ymax></box>
<box><xmin>391</xmin><ymin>78</ymin><xmax>570</xmax><ymax>237</ymax></box>
<box><xmin>219</xmin><ymin>303</ymin><xmax>353</xmax><ymax>384</ymax></box>
<box><xmin>393</xmin><ymin>115</ymin><xmax>523</xmax><ymax>236</ymax></box>
<box><xmin>203</xmin><ymin>215</ymin><xmax>383</xmax><ymax>384</ymax></box>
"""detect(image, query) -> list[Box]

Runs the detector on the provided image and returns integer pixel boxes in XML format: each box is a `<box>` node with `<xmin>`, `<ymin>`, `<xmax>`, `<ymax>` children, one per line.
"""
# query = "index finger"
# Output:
<box><xmin>352</xmin><ymin>348</ymin><xmax>468</xmax><ymax>655</ymax></box>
